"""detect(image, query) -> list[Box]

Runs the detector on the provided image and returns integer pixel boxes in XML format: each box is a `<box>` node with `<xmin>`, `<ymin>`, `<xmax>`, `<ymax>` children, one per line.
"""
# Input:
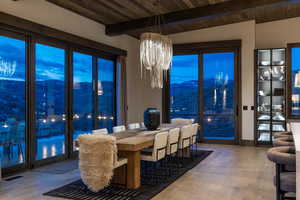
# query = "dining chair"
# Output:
<box><xmin>177</xmin><ymin>125</ymin><xmax>192</xmax><ymax>165</ymax></box>
<box><xmin>127</xmin><ymin>123</ymin><xmax>140</xmax><ymax>130</ymax></box>
<box><xmin>166</xmin><ymin>128</ymin><xmax>180</xmax><ymax>156</ymax></box>
<box><xmin>78</xmin><ymin>134</ymin><xmax>127</xmax><ymax>192</ymax></box>
<box><xmin>92</xmin><ymin>128</ymin><xmax>108</xmax><ymax>135</ymax></box>
<box><xmin>190</xmin><ymin>123</ymin><xmax>199</xmax><ymax>152</ymax></box>
<box><xmin>140</xmin><ymin>122</ymin><xmax>145</xmax><ymax>128</ymax></box>
<box><xmin>267</xmin><ymin>146</ymin><xmax>296</xmax><ymax>200</ymax></box>
<box><xmin>141</xmin><ymin>131</ymin><xmax>168</xmax><ymax>183</ymax></box>
<box><xmin>113</xmin><ymin>125</ymin><xmax>126</xmax><ymax>133</ymax></box>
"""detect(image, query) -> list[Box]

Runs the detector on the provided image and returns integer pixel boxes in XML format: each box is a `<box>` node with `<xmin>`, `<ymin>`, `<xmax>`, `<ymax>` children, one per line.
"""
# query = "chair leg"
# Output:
<box><xmin>276</xmin><ymin>164</ymin><xmax>282</xmax><ymax>200</ymax></box>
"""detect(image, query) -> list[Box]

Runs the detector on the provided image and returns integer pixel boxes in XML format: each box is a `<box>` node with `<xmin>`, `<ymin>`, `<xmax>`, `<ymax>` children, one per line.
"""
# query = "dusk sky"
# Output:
<box><xmin>171</xmin><ymin>52</ymin><xmax>235</xmax><ymax>84</ymax></box>
<box><xmin>292</xmin><ymin>47</ymin><xmax>300</xmax><ymax>71</ymax></box>
<box><xmin>0</xmin><ymin>35</ymin><xmax>114</xmax><ymax>82</ymax></box>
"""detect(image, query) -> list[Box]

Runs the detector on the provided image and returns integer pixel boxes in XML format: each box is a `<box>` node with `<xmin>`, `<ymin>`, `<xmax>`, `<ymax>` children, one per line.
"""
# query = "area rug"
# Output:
<box><xmin>44</xmin><ymin>150</ymin><xmax>212</xmax><ymax>200</ymax></box>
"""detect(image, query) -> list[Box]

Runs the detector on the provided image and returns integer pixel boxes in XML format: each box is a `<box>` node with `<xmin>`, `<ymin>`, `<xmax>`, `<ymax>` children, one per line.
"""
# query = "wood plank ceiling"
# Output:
<box><xmin>46</xmin><ymin>0</ymin><xmax>300</xmax><ymax>38</ymax></box>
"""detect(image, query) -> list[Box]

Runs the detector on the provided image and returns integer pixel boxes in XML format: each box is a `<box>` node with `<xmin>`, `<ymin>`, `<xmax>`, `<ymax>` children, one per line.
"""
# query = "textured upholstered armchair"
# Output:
<box><xmin>78</xmin><ymin>134</ymin><xmax>127</xmax><ymax>192</ymax></box>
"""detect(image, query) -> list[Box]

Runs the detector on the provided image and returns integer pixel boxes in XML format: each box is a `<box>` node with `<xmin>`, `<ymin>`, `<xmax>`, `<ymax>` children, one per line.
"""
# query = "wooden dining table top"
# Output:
<box><xmin>114</xmin><ymin>124</ymin><xmax>181</xmax><ymax>152</ymax></box>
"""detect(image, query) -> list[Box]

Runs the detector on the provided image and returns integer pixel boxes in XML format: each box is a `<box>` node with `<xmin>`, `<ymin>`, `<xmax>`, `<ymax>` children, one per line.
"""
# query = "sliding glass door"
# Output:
<box><xmin>0</xmin><ymin>29</ymin><xmax>117</xmax><ymax>172</ymax></box>
<box><xmin>35</xmin><ymin>43</ymin><xmax>66</xmax><ymax>160</ymax></box>
<box><xmin>170</xmin><ymin>55</ymin><xmax>199</xmax><ymax>122</ymax></box>
<box><xmin>202</xmin><ymin>52</ymin><xmax>236</xmax><ymax>141</ymax></box>
<box><xmin>97</xmin><ymin>58</ymin><xmax>115</xmax><ymax>133</ymax></box>
<box><xmin>168</xmin><ymin>50</ymin><xmax>239</xmax><ymax>144</ymax></box>
<box><xmin>0</xmin><ymin>34</ymin><xmax>26</xmax><ymax>168</ymax></box>
<box><xmin>72</xmin><ymin>52</ymin><xmax>93</xmax><ymax>147</ymax></box>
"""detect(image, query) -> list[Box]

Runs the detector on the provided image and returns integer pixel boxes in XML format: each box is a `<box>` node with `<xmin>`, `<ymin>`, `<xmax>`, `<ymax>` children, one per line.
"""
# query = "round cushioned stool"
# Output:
<box><xmin>267</xmin><ymin>146</ymin><xmax>296</xmax><ymax>200</ymax></box>
<box><xmin>274</xmin><ymin>131</ymin><xmax>293</xmax><ymax>139</ymax></box>
<box><xmin>273</xmin><ymin>136</ymin><xmax>294</xmax><ymax>147</ymax></box>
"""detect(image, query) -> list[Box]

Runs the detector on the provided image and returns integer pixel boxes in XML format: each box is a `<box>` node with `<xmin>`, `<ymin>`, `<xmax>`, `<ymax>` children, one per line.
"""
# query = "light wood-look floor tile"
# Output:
<box><xmin>0</xmin><ymin>144</ymin><xmax>275</xmax><ymax>200</ymax></box>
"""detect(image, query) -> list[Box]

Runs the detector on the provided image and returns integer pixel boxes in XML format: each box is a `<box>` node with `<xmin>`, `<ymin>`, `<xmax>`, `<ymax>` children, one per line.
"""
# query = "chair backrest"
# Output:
<box><xmin>171</xmin><ymin>118</ymin><xmax>194</xmax><ymax>126</ymax></box>
<box><xmin>190</xmin><ymin>123</ymin><xmax>199</xmax><ymax>144</ymax></box>
<box><xmin>179</xmin><ymin>125</ymin><xmax>192</xmax><ymax>149</ymax></box>
<box><xmin>152</xmin><ymin>131</ymin><xmax>168</xmax><ymax>161</ymax></box>
<box><xmin>167</xmin><ymin>128</ymin><xmax>180</xmax><ymax>155</ymax></box>
<box><xmin>128</xmin><ymin>123</ymin><xmax>140</xmax><ymax>130</ymax></box>
<box><xmin>78</xmin><ymin>134</ymin><xmax>117</xmax><ymax>192</ymax></box>
<box><xmin>92</xmin><ymin>128</ymin><xmax>108</xmax><ymax>135</ymax></box>
<box><xmin>113</xmin><ymin>125</ymin><xmax>126</xmax><ymax>133</ymax></box>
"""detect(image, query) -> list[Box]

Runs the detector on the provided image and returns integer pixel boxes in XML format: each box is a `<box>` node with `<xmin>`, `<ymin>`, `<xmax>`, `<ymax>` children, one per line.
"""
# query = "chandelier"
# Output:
<box><xmin>0</xmin><ymin>56</ymin><xmax>16</xmax><ymax>77</ymax></box>
<box><xmin>140</xmin><ymin>0</ymin><xmax>173</xmax><ymax>89</ymax></box>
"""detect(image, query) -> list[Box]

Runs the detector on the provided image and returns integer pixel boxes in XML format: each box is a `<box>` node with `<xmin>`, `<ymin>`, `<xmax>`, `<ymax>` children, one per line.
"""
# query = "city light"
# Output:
<box><xmin>51</xmin><ymin>118</ymin><xmax>56</xmax><ymax>123</ymax></box>
<box><xmin>207</xmin><ymin>117</ymin><xmax>212</xmax><ymax>123</ymax></box>
<box><xmin>2</xmin><ymin>124</ymin><xmax>8</xmax><ymax>128</ymax></box>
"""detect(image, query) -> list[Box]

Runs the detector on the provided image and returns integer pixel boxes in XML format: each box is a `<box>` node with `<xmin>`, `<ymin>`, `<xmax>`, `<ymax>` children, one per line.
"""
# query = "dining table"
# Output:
<box><xmin>74</xmin><ymin>123</ymin><xmax>187</xmax><ymax>189</ymax></box>
<box><xmin>111</xmin><ymin>123</ymin><xmax>184</xmax><ymax>189</ymax></box>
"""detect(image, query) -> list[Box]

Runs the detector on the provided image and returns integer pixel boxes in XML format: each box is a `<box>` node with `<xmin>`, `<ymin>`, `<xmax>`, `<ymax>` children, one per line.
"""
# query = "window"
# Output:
<box><xmin>97</xmin><ymin>58</ymin><xmax>115</xmax><ymax>132</ymax></box>
<box><xmin>35</xmin><ymin>43</ymin><xmax>66</xmax><ymax>160</ymax></box>
<box><xmin>0</xmin><ymin>25</ymin><xmax>119</xmax><ymax>172</ymax></box>
<box><xmin>289</xmin><ymin>45</ymin><xmax>300</xmax><ymax>117</ymax></box>
<box><xmin>170</xmin><ymin>55</ymin><xmax>199</xmax><ymax>122</ymax></box>
<box><xmin>0</xmin><ymin>35</ymin><xmax>26</xmax><ymax>168</ymax></box>
<box><xmin>73</xmin><ymin>52</ymin><xmax>93</xmax><ymax>144</ymax></box>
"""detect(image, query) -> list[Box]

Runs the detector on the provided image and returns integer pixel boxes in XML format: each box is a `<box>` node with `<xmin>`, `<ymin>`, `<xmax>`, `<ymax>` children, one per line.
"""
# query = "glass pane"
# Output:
<box><xmin>35</xmin><ymin>43</ymin><xmax>66</xmax><ymax>160</ymax></box>
<box><xmin>98</xmin><ymin>58</ymin><xmax>115</xmax><ymax>133</ymax></box>
<box><xmin>291</xmin><ymin>47</ymin><xmax>300</xmax><ymax>115</ymax></box>
<box><xmin>170</xmin><ymin>55</ymin><xmax>198</xmax><ymax>122</ymax></box>
<box><xmin>0</xmin><ymin>35</ymin><xmax>26</xmax><ymax>168</ymax></box>
<box><xmin>203</xmin><ymin>52</ymin><xmax>235</xmax><ymax>140</ymax></box>
<box><xmin>73</xmin><ymin>52</ymin><xmax>93</xmax><ymax>146</ymax></box>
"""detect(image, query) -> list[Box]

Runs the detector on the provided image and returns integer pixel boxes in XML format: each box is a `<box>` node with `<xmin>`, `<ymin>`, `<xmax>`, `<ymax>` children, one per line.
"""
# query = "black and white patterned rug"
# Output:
<box><xmin>44</xmin><ymin>150</ymin><xmax>212</xmax><ymax>200</ymax></box>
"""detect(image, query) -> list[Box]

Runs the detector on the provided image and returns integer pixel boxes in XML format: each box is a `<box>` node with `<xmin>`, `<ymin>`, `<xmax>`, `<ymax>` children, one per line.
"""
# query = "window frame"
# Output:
<box><xmin>162</xmin><ymin>40</ymin><xmax>242</xmax><ymax>145</ymax></box>
<box><xmin>287</xmin><ymin>43</ymin><xmax>300</xmax><ymax>119</ymax></box>
<box><xmin>0</xmin><ymin>24</ymin><xmax>119</xmax><ymax>174</ymax></box>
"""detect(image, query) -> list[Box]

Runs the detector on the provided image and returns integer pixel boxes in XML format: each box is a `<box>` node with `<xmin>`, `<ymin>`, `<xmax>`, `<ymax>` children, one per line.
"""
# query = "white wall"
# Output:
<box><xmin>256</xmin><ymin>17</ymin><xmax>300</xmax><ymax>48</ymax></box>
<box><xmin>169</xmin><ymin>21</ymin><xmax>256</xmax><ymax>140</ymax></box>
<box><xmin>0</xmin><ymin>0</ymin><xmax>161</xmax><ymax>123</ymax></box>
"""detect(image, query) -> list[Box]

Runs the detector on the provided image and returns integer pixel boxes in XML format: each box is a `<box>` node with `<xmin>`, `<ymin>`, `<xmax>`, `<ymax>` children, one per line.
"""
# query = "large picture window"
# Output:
<box><xmin>0</xmin><ymin>29</ymin><xmax>118</xmax><ymax>173</ymax></box>
<box><xmin>0</xmin><ymin>35</ymin><xmax>26</xmax><ymax>168</ymax></box>
<box><xmin>170</xmin><ymin>55</ymin><xmax>199</xmax><ymax>122</ymax></box>
<box><xmin>35</xmin><ymin>43</ymin><xmax>66</xmax><ymax>160</ymax></box>
<box><xmin>73</xmin><ymin>52</ymin><xmax>93</xmax><ymax>144</ymax></box>
<box><xmin>288</xmin><ymin>44</ymin><xmax>300</xmax><ymax>118</ymax></box>
<box><xmin>97</xmin><ymin>58</ymin><xmax>115</xmax><ymax>132</ymax></box>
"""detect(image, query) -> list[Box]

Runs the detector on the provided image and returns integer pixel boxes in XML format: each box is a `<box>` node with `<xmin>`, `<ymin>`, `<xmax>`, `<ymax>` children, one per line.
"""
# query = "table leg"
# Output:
<box><xmin>119</xmin><ymin>151</ymin><xmax>141</xmax><ymax>189</ymax></box>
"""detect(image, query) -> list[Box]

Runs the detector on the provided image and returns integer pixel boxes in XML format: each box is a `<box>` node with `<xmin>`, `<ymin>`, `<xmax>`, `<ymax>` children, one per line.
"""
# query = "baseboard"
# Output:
<box><xmin>240</xmin><ymin>140</ymin><xmax>255</xmax><ymax>146</ymax></box>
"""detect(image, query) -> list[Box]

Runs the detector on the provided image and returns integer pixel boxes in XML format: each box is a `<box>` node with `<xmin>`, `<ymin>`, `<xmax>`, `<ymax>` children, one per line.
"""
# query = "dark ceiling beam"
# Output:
<box><xmin>105</xmin><ymin>0</ymin><xmax>289</xmax><ymax>36</ymax></box>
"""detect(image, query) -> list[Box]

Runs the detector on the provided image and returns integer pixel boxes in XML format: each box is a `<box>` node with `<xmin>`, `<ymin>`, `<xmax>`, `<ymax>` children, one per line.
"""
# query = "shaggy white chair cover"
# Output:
<box><xmin>78</xmin><ymin>134</ymin><xmax>117</xmax><ymax>192</ymax></box>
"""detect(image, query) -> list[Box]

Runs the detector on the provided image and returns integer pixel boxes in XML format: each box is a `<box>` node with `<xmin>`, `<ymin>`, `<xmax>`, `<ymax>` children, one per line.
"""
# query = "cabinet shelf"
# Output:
<box><xmin>255</xmin><ymin>48</ymin><xmax>287</xmax><ymax>146</ymax></box>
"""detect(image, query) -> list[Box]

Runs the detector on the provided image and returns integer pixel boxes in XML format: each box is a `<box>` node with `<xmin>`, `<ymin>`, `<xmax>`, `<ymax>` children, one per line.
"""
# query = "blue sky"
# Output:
<box><xmin>0</xmin><ymin>35</ymin><xmax>114</xmax><ymax>82</ymax></box>
<box><xmin>171</xmin><ymin>52</ymin><xmax>235</xmax><ymax>84</ymax></box>
<box><xmin>292</xmin><ymin>47</ymin><xmax>300</xmax><ymax>71</ymax></box>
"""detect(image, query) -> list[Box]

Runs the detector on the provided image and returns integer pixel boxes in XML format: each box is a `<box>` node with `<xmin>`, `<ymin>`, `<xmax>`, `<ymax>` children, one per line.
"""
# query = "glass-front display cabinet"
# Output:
<box><xmin>255</xmin><ymin>48</ymin><xmax>286</xmax><ymax>145</ymax></box>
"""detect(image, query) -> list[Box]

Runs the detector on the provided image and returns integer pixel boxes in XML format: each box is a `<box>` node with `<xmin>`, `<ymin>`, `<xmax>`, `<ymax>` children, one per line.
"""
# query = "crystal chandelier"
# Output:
<box><xmin>0</xmin><ymin>56</ymin><xmax>16</xmax><ymax>77</ymax></box>
<box><xmin>140</xmin><ymin>0</ymin><xmax>173</xmax><ymax>89</ymax></box>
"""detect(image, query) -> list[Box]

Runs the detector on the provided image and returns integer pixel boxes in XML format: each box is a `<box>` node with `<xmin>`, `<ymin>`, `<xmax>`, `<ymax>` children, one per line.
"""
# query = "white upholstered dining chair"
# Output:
<box><xmin>166</xmin><ymin>128</ymin><xmax>180</xmax><ymax>156</ymax></box>
<box><xmin>128</xmin><ymin>123</ymin><xmax>140</xmax><ymax>130</ymax></box>
<box><xmin>141</xmin><ymin>131</ymin><xmax>168</xmax><ymax>162</ymax></box>
<box><xmin>113</xmin><ymin>125</ymin><xmax>126</xmax><ymax>133</ymax></box>
<box><xmin>92</xmin><ymin>128</ymin><xmax>108</xmax><ymax>135</ymax></box>
<box><xmin>178</xmin><ymin>125</ymin><xmax>192</xmax><ymax>156</ymax></box>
